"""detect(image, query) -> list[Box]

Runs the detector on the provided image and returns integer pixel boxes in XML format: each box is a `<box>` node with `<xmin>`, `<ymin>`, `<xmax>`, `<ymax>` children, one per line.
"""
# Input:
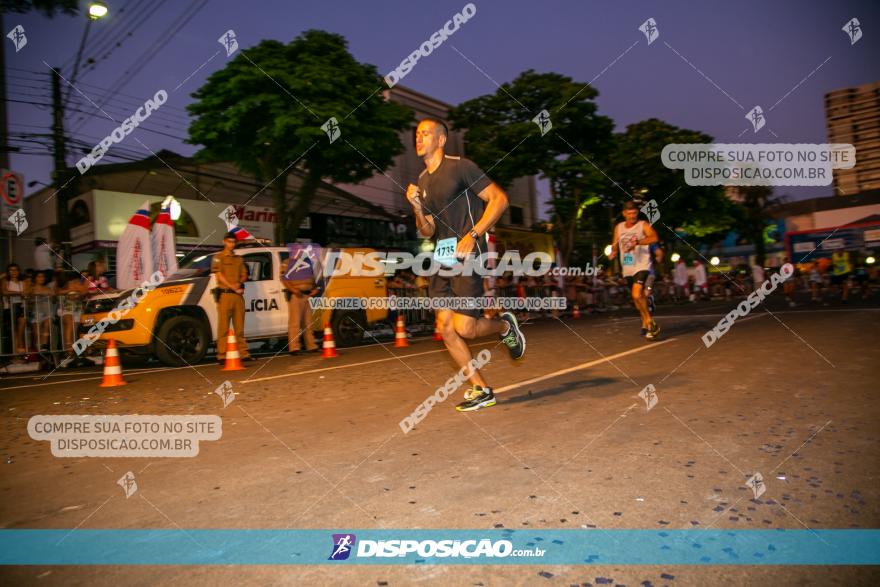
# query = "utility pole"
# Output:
<box><xmin>1</xmin><ymin>12</ymin><xmax>11</xmax><ymax>263</ymax></box>
<box><xmin>1</xmin><ymin>13</ymin><xmax>8</xmax><ymax>171</ymax></box>
<box><xmin>51</xmin><ymin>67</ymin><xmax>71</xmax><ymax>245</ymax></box>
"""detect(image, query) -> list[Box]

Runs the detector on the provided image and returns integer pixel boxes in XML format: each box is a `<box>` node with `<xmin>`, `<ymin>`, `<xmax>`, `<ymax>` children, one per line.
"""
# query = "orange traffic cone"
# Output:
<box><xmin>572</xmin><ymin>304</ymin><xmax>581</xmax><ymax>319</ymax></box>
<box><xmin>394</xmin><ymin>314</ymin><xmax>409</xmax><ymax>348</ymax></box>
<box><xmin>433</xmin><ymin>317</ymin><xmax>443</xmax><ymax>341</ymax></box>
<box><xmin>221</xmin><ymin>328</ymin><xmax>245</xmax><ymax>371</ymax></box>
<box><xmin>321</xmin><ymin>324</ymin><xmax>338</xmax><ymax>358</ymax></box>
<box><xmin>99</xmin><ymin>339</ymin><xmax>126</xmax><ymax>387</ymax></box>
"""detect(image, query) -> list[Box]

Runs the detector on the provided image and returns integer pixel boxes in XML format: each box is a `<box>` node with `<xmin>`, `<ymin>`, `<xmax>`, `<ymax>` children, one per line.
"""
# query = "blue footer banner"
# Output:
<box><xmin>1</xmin><ymin>530</ymin><xmax>878</xmax><ymax>565</ymax></box>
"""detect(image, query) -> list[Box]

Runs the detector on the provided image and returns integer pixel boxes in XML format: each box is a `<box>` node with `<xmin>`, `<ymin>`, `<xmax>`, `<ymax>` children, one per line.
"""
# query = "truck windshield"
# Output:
<box><xmin>168</xmin><ymin>253</ymin><xmax>214</xmax><ymax>279</ymax></box>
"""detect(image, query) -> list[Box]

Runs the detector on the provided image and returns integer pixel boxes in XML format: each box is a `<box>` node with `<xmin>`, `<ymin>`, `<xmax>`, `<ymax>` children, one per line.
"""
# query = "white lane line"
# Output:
<box><xmin>493</xmin><ymin>338</ymin><xmax>676</xmax><ymax>395</ymax></box>
<box><xmin>2</xmin><ymin>374</ymin><xmax>115</xmax><ymax>390</ymax></box>
<box><xmin>241</xmin><ymin>342</ymin><xmax>496</xmax><ymax>384</ymax></box>
<box><xmin>0</xmin><ymin>337</ymin><xmax>490</xmax><ymax>390</ymax></box>
<box><xmin>0</xmin><ymin>363</ymin><xmax>218</xmax><ymax>388</ymax></box>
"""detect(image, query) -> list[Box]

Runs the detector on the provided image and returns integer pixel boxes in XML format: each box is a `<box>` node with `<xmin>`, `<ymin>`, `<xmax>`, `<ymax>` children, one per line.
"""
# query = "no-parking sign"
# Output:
<box><xmin>1</xmin><ymin>170</ymin><xmax>24</xmax><ymax>231</ymax></box>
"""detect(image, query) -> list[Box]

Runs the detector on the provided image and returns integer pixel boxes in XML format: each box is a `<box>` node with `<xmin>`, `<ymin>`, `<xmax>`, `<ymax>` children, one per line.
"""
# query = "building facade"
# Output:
<box><xmin>825</xmin><ymin>80</ymin><xmax>880</xmax><ymax>195</ymax></box>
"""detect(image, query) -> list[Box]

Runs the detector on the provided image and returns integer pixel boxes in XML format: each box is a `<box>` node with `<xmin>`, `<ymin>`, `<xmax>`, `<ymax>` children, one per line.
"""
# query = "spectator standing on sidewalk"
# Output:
<box><xmin>692</xmin><ymin>260</ymin><xmax>708</xmax><ymax>301</ymax></box>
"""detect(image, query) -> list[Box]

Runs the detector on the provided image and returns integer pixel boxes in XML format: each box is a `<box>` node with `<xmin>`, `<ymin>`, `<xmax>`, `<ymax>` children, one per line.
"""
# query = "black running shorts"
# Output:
<box><xmin>429</xmin><ymin>273</ymin><xmax>484</xmax><ymax>318</ymax></box>
<box><xmin>830</xmin><ymin>273</ymin><xmax>850</xmax><ymax>286</ymax></box>
<box><xmin>626</xmin><ymin>270</ymin><xmax>650</xmax><ymax>288</ymax></box>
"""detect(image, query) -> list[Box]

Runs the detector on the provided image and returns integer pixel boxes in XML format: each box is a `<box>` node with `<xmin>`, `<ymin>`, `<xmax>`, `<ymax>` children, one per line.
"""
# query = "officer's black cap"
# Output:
<box><xmin>224</xmin><ymin>231</ymin><xmax>237</xmax><ymax>240</ymax></box>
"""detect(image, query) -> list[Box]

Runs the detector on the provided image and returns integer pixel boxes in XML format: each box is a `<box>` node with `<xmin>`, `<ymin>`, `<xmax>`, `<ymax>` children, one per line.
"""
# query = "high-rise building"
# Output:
<box><xmin>825</xmin><ymin>80</ymin><xmax>880</xmax><ymax>195</ymax></box>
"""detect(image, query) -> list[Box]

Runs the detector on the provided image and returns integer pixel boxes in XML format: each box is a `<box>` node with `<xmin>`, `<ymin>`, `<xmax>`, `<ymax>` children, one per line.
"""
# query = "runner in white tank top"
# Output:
<box><xmin>616</xmin><ymin>220</ymin><xmax>652</xmax><ymax>277</ymax></box>
<box><xmin>608</xmin><ymin>201</ymin><xmax>661</xmax><ymax>339</ymax></box>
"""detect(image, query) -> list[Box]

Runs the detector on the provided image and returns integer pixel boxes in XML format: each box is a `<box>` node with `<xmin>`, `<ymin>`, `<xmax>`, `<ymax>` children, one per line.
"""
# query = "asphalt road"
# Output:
<box><xmin>1</xmin><ymin>296</ymin><xmax>878</xmax><ymax>585</ymax></box>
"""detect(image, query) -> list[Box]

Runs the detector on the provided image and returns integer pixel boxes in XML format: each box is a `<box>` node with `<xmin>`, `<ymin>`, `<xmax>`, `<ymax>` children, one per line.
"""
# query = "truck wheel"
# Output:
<box><xmin>155</xmin><ymin>315</ymin><xmax>209</xmax><ymax>366</ymax></box>
<box><xmin>331</xmin><ymin>309</ymin><xmax>366</xmax><ymax>347</ymax></box>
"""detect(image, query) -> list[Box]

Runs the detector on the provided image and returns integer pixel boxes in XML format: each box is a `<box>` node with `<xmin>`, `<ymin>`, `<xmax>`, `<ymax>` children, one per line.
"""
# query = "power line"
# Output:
<box><xmin>8</xmin><ymin>99</ymin><xmax>190</xmax><ymax>142</ymax></box>
<box><xmin>65</xmin><ymin>79</ymin><xmax>191</xmax><ymax>114</ymax></box>
<box><xmin>60</xmin><ymin>0</ymin><xmax>150</xmax><ymax>73</ymax></box>
<box><xmin>64</xmin><ymin>95</ymin><xmax>192</xmax><ymax>129</ymax></box>
<box><xmin>76</xmin><ymin>0</ymin><xmax>172</xmax><ymax>79</ymax></box>
<box><xmin>70</xmin><ymin>0</ymin><xmax>211</xmax><ymax>136</ymax></box>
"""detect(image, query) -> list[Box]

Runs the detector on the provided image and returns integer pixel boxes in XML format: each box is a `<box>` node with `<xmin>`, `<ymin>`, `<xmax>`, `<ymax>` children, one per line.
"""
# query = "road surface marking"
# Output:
<box><xmin>493</xmin><ymin>338</ymin><xmax>676</xmax><ymax>395</ymax></box>
<box><xmin>241</xmin><ymin>343</ymin><xmax>496</xmax><ymax>384</ymax></box>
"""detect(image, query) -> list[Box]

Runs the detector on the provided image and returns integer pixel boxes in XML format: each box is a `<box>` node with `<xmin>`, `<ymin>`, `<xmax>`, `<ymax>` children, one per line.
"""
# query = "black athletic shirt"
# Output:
<box><xmin>417</xmin><ymin>155</ymin><xmax>492</xmax><ymax>254</ymax></box>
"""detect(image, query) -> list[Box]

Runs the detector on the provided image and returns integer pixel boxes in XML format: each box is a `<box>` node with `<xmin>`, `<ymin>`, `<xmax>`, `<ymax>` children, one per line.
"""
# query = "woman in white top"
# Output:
<box><xmin>2</xmin><ymin>263</ymin><xmax>29</xmax><ymax>354</ymax></box>
<box><xmin>55</xmin><ymin>270</ymin><xmax>89</xmax><ymax>351</ymax></box>
<box><xmin>28</xmin><ymin>271</ymin><xmax>55</xmax><ymax>351</ymax></box>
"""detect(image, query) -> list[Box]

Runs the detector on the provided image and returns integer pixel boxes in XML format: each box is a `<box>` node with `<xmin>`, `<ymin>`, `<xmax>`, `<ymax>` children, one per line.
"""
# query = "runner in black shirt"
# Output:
<box><xmin>407</xmin><ymin>118</ymin><xmax>526</xmax><ymax>412</ymax></box>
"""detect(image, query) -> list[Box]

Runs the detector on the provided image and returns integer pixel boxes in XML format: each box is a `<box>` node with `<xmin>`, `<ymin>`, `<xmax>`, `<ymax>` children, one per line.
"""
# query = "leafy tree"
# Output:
<box><xmin>607</xmin><ymin>118</ymin><xmax>736</xmax><ymax>245</ymax></box>
<box><xmin>188</xmin><ymin>30</ymin><xmax>412</xmax><ymax>243</ymax></box>
<box><xmin>734</xmin><ymin>186</ymin><xmax>785</xmax><ymax>266</ymax></box>
<box><xmin>448</xmin><ymin>70</ymin><xmax>614</xmax><ymax>265</ymax></box>
<box><xmin>545</xmin><ymin>157</ymin><xmax>607</xmax><ymax>266</ymax></box>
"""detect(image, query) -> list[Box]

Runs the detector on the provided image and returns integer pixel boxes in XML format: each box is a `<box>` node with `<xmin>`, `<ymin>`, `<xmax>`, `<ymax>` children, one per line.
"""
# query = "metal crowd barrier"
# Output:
<box><xmin>387</xmin><ymin>286</ymin><xmax>432</xmax><ymax>327</ymax></box>
<box><xmin>1</xmin><ymin>293</ymin><xmax>88</xmax><ymax>367</ymax></box>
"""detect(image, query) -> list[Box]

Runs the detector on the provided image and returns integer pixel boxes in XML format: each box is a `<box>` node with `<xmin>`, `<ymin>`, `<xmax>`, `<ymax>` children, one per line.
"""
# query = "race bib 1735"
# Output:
<box><xmin>433</xmin><ymin>237</ymin><xmax>458</xmax><ymax>267</ymax></box>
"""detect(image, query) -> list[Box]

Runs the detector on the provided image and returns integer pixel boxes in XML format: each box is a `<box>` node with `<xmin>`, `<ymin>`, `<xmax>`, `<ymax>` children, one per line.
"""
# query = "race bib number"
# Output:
<box><xmin>623</xmin><ymin>253</ymin><xmax>634</xmax><ymax>266</ymax></box>
<box><xmin>433</xmin><ymin>237</ymin><xmax>458</xmax><ymax>267</ymax></box>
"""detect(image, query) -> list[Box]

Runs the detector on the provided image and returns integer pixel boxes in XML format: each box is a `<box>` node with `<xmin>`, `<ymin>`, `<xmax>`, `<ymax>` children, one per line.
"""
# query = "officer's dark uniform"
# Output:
<box><xmin>211</xmin><ymin>245</ymin><xmax>249</xmax><ymax>359</ymax></box>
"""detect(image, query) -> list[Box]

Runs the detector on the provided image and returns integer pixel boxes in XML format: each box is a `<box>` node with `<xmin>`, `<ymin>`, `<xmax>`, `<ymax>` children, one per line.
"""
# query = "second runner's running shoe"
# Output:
<box><xmin>456</xmin><ymin>387</ymin><xmax>497</xmax><ymax>412</ymax></box>
<box><xmin>646</xmin><ymin>320</ymin><xmax>661</xmax><ymax>340</ymax></box>
<box><xmin>500</xmin><ymin>312</ymin><xmax>526</xmax><ymax>360</ymax></box>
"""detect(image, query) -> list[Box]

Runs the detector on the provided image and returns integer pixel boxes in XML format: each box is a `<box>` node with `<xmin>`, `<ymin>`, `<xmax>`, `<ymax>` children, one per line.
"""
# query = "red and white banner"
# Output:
<box><xmin>152</xmin><ymin>204</ymin><xmax>178</xmax><ymax>280</ymax></box>
<box><xmin>117</xmin><ymin>200</ymin><xmax>153</xmax><ymax>290</ymax></box>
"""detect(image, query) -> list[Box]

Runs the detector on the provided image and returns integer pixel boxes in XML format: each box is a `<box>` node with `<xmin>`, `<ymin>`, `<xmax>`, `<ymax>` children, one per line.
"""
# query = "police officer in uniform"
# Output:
<box><xmin>211</xmin><ymin>232</ymin><xmax>252</xmax><ymax>362</ymax></box>
<box><xmin>281</xmin><ymin>248</ymin><xmax>320</xmax><ymax>355</ymax></box>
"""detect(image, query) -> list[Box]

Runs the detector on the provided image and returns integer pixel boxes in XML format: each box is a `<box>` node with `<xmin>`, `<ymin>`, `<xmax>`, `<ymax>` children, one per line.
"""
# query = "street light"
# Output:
<box><xmin>66</xmin><ymin>2</ymin><xmax>110</xmax><ymax>107</ymax></box>
<box><xmin>603</xmin><ymin>244</ymin><xmax>612</xmax><ymax>257</ymax></box>
<box><xmin>710</xmin><ymin>256</ymin><xmax>720</xmax><ymax>266</ymax></box>
<box><xmin>867</xmin><ymin>256</ymin><xmax>876</xmax><ymax>265</ymax></box>
<box><xmin>88</xmin><ymin>1</ymin><xmax>109</xmax><ymax>20</ymax></box>
<box><xmin>671</xmin><ymin>253</ymin><xmax>681</xmax><ymax>262</ymax></box>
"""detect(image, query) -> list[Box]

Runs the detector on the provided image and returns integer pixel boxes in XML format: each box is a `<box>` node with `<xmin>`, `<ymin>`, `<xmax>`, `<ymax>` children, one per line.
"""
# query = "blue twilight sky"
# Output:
<box><xmin>4</xmin><ymin>0</ymin><xmax>880</xmax><ymax>217</ymax></box>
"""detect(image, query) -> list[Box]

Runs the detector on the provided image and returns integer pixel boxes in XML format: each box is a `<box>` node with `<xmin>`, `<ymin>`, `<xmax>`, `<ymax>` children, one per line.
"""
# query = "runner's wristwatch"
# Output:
<box><xmin>469</xmin><ymin>229</ymin><xmax>480</xmax><ymax>240</ymax></box>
